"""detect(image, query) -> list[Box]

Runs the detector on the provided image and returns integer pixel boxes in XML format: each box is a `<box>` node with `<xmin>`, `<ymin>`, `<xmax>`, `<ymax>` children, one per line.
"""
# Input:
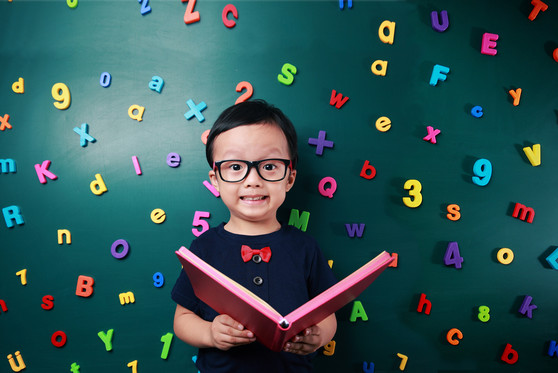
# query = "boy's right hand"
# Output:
<box><xmin>210</xmin><ymin>314</ymin><xmax>256</xmax><ymax>350</ymax></box>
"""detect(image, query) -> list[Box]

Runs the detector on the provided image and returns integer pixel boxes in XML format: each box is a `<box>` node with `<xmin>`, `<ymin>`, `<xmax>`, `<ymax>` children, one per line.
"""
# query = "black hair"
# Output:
<box><xmin>205</xmin><ymin>99</ymin><xmax>298</xmax><ymax>169</ymax></box>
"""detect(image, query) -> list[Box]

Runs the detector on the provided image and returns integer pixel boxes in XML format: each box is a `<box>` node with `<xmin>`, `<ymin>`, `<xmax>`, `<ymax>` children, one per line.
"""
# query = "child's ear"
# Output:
<box><xmin>285</xmin><ymin>169</ymin><xmax>297</xmax><ymax>192</ymax></box>
<box><xmin>209</xmin><ymin>169</ymin><xmax>220</xmax><ymax>191</ymax></box>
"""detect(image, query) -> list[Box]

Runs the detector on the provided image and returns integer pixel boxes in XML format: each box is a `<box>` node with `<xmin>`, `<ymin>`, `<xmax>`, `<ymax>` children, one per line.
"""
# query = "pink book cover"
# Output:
<box><xmin>175</xmin><ymin>247</ymin><xmax>394</xmax><ymax>352</ymax></box>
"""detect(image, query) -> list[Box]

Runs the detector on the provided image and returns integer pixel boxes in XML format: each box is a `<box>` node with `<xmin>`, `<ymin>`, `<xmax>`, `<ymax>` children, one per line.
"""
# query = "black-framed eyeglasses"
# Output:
<box><xmin>213</xmin><ymin>159</ymin><xmax>292</xmax><ymax>183</ymax></box>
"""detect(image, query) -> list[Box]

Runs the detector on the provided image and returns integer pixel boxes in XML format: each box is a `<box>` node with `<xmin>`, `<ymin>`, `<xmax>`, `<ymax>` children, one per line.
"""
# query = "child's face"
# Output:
<box><xmin>208</xmin><ymin>123</ymin><xmax>297</xmax><ymax>233</ymax></box>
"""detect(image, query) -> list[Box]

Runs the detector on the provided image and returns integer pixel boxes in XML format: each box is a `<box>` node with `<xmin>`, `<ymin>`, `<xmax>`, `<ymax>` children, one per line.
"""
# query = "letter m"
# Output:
<box><xmin>119</xmin><ymin>291</ymin><xmax>135</xmax><ymax>305</ymax></box>
<box><xmin>512</xmin><ymin>202</ymin><xmax>535</xmax><ymax>223</ymax></box>
<box><xmin>329</xmin><ymin>90</ymin><xmax>349</xmax><ymax>109</ymax></box>
<box><xmin>0</xmin><ymin>159</ymin><xmax>16</xmax><ymax>174</ymax></box>
<box><xmin>288</xmin><ymin>209</ymin><xmax>310</xmax><ymax>232</ymax></box>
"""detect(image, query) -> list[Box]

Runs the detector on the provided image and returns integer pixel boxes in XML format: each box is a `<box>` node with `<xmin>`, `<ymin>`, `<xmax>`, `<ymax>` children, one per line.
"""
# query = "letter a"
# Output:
<box><xmin>90</xmin><ymin>173</ymin><xmax>108</xmax><ymax>195</ymax></box>
<box><xmin>378</xmin><ymin>20</ymin><xmax>395</xmax><ymax>44</ymax></box>
<box><xmin>349</xmin><ymin>300</ymin><xmax>368</xmax><ymax>322</ymax></box>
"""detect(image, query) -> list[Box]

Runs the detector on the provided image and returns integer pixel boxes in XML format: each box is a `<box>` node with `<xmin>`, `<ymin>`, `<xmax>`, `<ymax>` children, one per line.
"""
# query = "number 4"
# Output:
<box><xmin>444</xmin><ymin>241</ymin><xmax>463</xmax><ymax>269</ymax></box>
<box><xmin>192</xmin><ymin>211</ymin><xmax>210</xmax><ymax>237</ymax></box>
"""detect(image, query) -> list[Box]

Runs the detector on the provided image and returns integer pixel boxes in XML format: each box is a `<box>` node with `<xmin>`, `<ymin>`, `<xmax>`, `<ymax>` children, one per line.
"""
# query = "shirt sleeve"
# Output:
<box><xmin>170</xmin><ymin>241</ymin><xmax>202</xmax><ymax>314</ymax></box>
<box><xmin>306</xmin><ymin>238</ymin><xmax>338</xmax><ymax>299</ymax></box>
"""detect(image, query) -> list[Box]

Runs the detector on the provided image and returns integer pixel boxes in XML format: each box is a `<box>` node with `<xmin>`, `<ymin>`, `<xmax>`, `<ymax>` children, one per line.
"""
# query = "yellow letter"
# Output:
<box><xmin>522</xmin><ymin>144</ymin><xmax>541</xmax><ymax>166</ymax></box>
<box><xmin>371</xmin><ymin>60</ymin><xmax>388</xmax><ymax>76</ymax></box>
<box><xmin>57</xmin><ymin>229</ymin><xmax>72</xmax><ymax>244</ymax></box>
<box><xmin>90</xmin><ymin>173</ymin><xmax>108</xmax><ymax>195</ymax></box>
<box><xmin>378</xmin><ymin>20</ymin><xmax>396</xmax><ymax>44</ymax></box>
<box><xmin>119</xmin><ymin>291</ymin><xmax>136</xmax><ymax>305</ymax></box>
<box><xmin>128</xmin><ymin>105</ymin><xmax>145</xmax><ymax>121</ymax></box>
<box><xmin>12</xmin><ymin>78</ymin><xmax>24</xmax><ymax>94</ymax></box>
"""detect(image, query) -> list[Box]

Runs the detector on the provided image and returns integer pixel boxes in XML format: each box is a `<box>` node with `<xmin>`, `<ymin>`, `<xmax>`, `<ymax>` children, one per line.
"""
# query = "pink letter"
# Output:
<box><xmin>481</xmin><ymin>33</ymin><xmax>499</xmax><ymax>56</ymax></box>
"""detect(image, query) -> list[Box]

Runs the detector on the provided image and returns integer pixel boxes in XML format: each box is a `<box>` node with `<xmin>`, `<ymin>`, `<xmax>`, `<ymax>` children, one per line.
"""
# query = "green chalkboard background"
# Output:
<box><xmin>1</xmin><ymin>0</ymin><xmax>558</xmax><ymax>372</ymax></box>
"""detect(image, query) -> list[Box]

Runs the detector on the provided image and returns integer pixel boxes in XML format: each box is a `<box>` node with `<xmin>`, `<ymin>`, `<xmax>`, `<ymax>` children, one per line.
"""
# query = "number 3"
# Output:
<box><xmin>52</xmin><ymin>83</ymin><xmax>71</xmax><ymax>110</ymax></box>
<box><xmin>403</xmin><ymin>179</ymin><xmax>422</xmax><ymax>208</ymax></box>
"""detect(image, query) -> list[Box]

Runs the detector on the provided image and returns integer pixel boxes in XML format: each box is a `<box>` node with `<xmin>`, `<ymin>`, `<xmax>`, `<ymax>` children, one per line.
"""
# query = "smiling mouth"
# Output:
<box><xmin>241</xmin><ymin>196</ymin><xmax>267</xmax><ymax>201</ymax></box>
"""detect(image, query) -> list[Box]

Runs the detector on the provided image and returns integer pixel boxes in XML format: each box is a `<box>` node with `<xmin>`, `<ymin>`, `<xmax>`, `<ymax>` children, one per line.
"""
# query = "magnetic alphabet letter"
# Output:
<box><xmin>76</xmin><ymin>275</ymin><xmax>94</xmax><ymax>297</ymax></box>
<box><xmin>12</xmin><ymin>78</ymin><xmax>24</xmax><ymax>93</ymax></box>
<box><xmin>378</xmin><ymin>20</ymin><xmax>396</xmax><ymax>44</ymax></box>
<box><xmin>34</xmin><ymin>160</ymin><xmax>58</xmax><ymax>184</ymax></box>
<box><xmin>481</xmin><ymin>33</ymin><xmax>499</xmax><ymax>55</ymax></box>
<box><xmin>149</xmin><ymin>76</ymin><xmax>164</xmax><ymax>93</ymax></box>
<box><xmin>90</xmin><ymin>173</ymin><xmax>108</xmax><ymax>195</ymax></box>
<box><xmin>3</xmin><ymin>205</ymin><xmax>24</xmax><ymax>228</ymax></box>
<box><xmin>429</xmin><ymin>64</ymin><xmax>450</xmax><ymax>86</ymax></box>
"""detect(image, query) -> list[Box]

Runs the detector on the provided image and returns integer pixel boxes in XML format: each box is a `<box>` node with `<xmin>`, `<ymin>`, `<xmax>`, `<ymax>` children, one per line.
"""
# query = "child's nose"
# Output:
<box><xmin>244</xmin><ymin>166</ymin><xmax>263</xmax><ymax>185</ymax></box>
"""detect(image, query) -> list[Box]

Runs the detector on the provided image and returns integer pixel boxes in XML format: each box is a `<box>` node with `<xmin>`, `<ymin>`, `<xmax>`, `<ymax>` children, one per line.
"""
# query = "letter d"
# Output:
<box><xmin>90</xmin><ymin>173</ymin><xmax>108</xmax><ymax>195</ymax></box>
<box><xmin>12</xmin><ymin>78</ymin><xmax>24</xmax><ymax>94</ymax></box>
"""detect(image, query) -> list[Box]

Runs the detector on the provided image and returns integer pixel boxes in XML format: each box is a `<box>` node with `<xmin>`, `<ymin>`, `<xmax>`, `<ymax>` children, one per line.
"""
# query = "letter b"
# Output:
<box><xmin>501</xmin><ymin>343</ymin><xmax>518</xmax><ymax>364</ymax></box>
<box><xmin>76</xmin><ymin>275</ymin><xmax>94</xmax><ymax>297</ymax></box>
<box><xmin>360</xmin><ymin>160</ymin><xmax>376</xmax><ymax>180</ymax></box>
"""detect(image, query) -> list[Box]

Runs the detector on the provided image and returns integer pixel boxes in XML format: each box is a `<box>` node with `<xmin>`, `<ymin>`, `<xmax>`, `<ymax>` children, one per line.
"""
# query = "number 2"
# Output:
<box><xmin>235</xmin><ymin>81</ymin><xmax>253</xmax><ymax>104</ymax></box>
<box><xmin>403</xmin><ymin>179</ymin><xmax>422</xmax><ymax>208</ymax></box>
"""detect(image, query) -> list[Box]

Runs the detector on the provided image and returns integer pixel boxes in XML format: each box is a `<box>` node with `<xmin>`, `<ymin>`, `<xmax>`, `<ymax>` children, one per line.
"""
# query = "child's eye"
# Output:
<box><xmin>262</xmin><ymin>164</ymin><xmax>277</xmax><ymax>171</ymax></box>
<box><xmin>229</xmin><ymin>163</ymin><xmax>244</xmax><ymax>171</ymax></box>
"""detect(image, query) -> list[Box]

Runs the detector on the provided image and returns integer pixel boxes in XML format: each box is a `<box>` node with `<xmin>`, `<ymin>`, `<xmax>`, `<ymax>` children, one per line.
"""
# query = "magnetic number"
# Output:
<box><xmin>472</xmin><ymin>158</ymin><xmax>492</xmax><ymax>186</ymax></box>
<box><xmin>192</xmin><ymin>211</ymin><xmax>210</xmax><ymax>237</ymax></box>
<box><xmin>160</xmin><ymin>332</ymin><xmax>174</xmax><ymax>359</ymax></box>
<box><xmin>478</xmin><ymin>305</ymin><xmax>490</xmax><ymax>322</ymax></box>
<box><xmin>52</xmin><ymin>83</ymin><xmax>71</xmax><ymax>110</ymax></box>
<box><xmin>444</xmin><ymin>241</ymin><xmax>464</xmax><ymax>269</ymax></box>
<box><xmin>16</xmin><ymin>269</ymin><xmax>27</xmax><ymax>285</ymax></box>
<box><xmin>153</xmin><ymin>272</ymin><xmax>164</xmax><ymax>288</ymax></box>
<box><xmin>235</xmin><ymin>81</ymin><xmax>253</xmax><ymax>104</ymax></box>
<box><xmin>403</xmin><ymin>179</ymin><xmax>422</xmax><ymax>208</ymax></box>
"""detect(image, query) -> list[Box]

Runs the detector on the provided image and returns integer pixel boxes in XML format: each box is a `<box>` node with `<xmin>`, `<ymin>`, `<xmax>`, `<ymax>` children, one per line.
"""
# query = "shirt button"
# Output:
<box><xmin>252</xmin><ymin>254</ymin><xmax>262</xmax><ymax>263</ymax></box>
<box><xmin>253</xmin><ymin>276</ymin><xmax>263</xmax><ymax>286</ymax></box>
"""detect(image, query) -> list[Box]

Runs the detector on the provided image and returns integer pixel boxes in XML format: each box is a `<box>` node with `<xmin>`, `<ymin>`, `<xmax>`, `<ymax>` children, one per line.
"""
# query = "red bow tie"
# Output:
<box><xmin>241</xmin><ymin>245</ymin><xmax>272</xmax><ymax>263</ymax></box>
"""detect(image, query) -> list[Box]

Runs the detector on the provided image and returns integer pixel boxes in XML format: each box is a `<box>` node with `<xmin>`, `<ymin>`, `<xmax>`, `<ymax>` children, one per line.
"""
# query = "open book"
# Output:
<box><xmin>175</xmin><ymin>247</ymin><xmax>394</xmax><ymax>352</ymax></box>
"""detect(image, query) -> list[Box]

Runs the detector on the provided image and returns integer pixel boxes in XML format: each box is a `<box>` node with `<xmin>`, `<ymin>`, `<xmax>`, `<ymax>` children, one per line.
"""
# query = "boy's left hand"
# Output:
<box><xmin>283</xmin><ymin>326</ymin><xmax>323</xmax><ymax>355</ymax></box>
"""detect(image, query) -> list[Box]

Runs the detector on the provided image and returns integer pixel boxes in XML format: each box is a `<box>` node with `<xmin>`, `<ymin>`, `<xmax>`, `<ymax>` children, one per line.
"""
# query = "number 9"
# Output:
<box><xmin>403</xmin><ymin>179</ymin><xmax>422</xmax><ymax>208</ymax></box>
<box><xmin>153</xmin><ymin>272</ymin><xmax>164</xmax><ymax>288</ymax></box>
<box><xmin>52</xmin><ymin>83</ymin><xmax>71</xmax><ymax>110</ymax></box>
<box><xmin>472</xmin><ymin>158</ymin><xmax>492</xmax><ymax>186</ymax></box>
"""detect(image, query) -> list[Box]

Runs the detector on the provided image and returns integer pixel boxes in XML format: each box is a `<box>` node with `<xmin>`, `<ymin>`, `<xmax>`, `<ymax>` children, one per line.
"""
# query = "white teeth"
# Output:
<box><xmin>243</xmin><ymin>196</ymin><xmax>265</xmax><ymax>201</ymax></box>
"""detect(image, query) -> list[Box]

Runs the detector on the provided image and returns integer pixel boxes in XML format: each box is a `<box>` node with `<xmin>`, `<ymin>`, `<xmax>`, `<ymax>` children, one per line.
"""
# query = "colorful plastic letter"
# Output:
<box><xmin>416</xmin><ymin>293</ymin><xmax>432</xmax><ymax>315</ymax></box>
<box><xmin>119</xmin><ymin>291</ymin><xmax>135</xmax><ymax>305</ymax></box>
<box><xmin>35</xmin><ymin>160</ymin><xmax>58</xmax><ymax>184</ymax></box>
<box><xmin>478</xmin><ymin>305</ymin><xmax>490</xmax><ymax>322</ymax></box>
<box><xmin>446</xmin><ymin>328</ymin><xmax>463</xmax><ymax>345</ymax></box>
<box><xmin>192</xmin><ymin>211</ymin><xmax>210</xmax><ymax>237</ymax></box>
<box><xmin>318</xmin><ymin>177</ymin><xmax>337</xmax><ymax>198</ymax></box>
<box><xmin>127</xmin><ymin>360</ymin><xmax>138</xmax><ymax>373</ymax></box>
<box><xmin>362</xmin><ymin>361</ymin><xmax>374</xmax><ymax>372</ymax></box>
<box><xmin>423</xmin><ymin>126</ymin><xmax>441</xmax><ymax>144</ymax></box>
<box><xmin>429</xmin><ymin>64</ymin><xmax>450</xmax><ymax>86</ymax></box>
<box><xmin>3</xmin><ymin>205</ymin><xmax>24</xmax><ymax>228</ymax></box>
<box><xmin>371</xmin><ymin>60</ymin><xmax>388</xmax><ymax>76</ymax></box>
<box><xmin>222</xmin><ymin>4</ymin><xmax>238</xmax><ymax>28</ymax></box>
<box><xmin>98</xmin><ymin>329</ymin><xmax>114</xmax><ymax>351</ymax></box>
<box><xmin>151</xmin><ymin>208</ymin><xmax>166</xmax><ymax>224</ymax></box>
<box><xmin>70</xmin><ymin>363</ymin><xmax>81</xmax><ymax>373</ymax></box>
<box><xmin>345</xmin><ymin>223</ymin><xmax>365</xmax><ymax>238</ymax></box>
<box><xmin>111</xmin><ymin>239</ymin><xmax>130</xmax><ymax>259</ymax></box>
<box><xmin>546</xmin><ymin>247</ymin><xmax>558</xmax><ymax>270</ymax></box>
<box><xmin>128</xmin><ymin>105</ymin><xmax>145</xmax><ymax>122</ymax></box>
<box><xmin>403</xmin><ymin>179</ymin><xmax>422</xmax><ymax>208</ymax></box>
<box><xmin>323</xmin><ymin>341</ymin><xmax>336</xmax><ymax>356</ymax></box>
<box><xmin>528</xmin><ymin>0</ymin><xmax>548</xmax><ymax>20</ymax></box>
<box><xmin>472</xmin><ymin>158</ymin><xmax>492</xmax><ymax>186</ymax></box>
<box><xmin>0</xmin><ymin>158</ymin><xmax>16</xmax><ymax>174</ymax></box>
<box><xmin>339</xmin><ymin>0</ymin><xmax>352</xmax><ymax>9</ymax></box>
<box><xmin>76</xmin><ymin>275</ymin><xmax>94</xmax><ymax>297</ymax></box>
<box><xmin>58</xmin><ymin>229</ymin><xmax>71</xmax><ymax>244</ymax></box>
<box><xmin>167</xmin><ymin>152</ymin><xmax>181</xmax><ymax>167</ymax></box>
<box><xmin>184</xmin><ymin>99</ymin><xmax>207</xmax><ymax>122</ymax></box>
<box><xmin>138</xmin><ymin>0</ymin><xmax>151</xmax><ymax>15</ymax></box>
<box><xmin>203</xmin><ymin>180</ymin><xmax>220</xmax><ymax>197</ymax></box>
<box><xmin>548</xmin><ymin>340</ymin><xmax>558</xmax><ymax>357</ymax></box>
<box><xmin>446</xmin><ymin>204</ymin><xmax>461</xmax><ymax>221</ymax></box>
<box><xmin>277</xmin><ymin>63</ymin><xmax>297</xmax><ymax>86</ymax></box>
<box><xmin>518</xmin><ymin>295</ymin><xmax>537</xmax><ymax>319</ymax></box>
<box><xmin>67</xmin><ymin>0</ymin><xmax>78</xmax><ymax>8</ymax></box>
<box><xmin>73</xmin><ymin>123</ymin><xmax>96</xmax><ymax>147</ymax></box>
<box><xmin>444</xmin><ymin>241</ymin><xmax>464</xmax><ymax>269</ymax></box>
<box><xmin>52</xmin><ymin>83</ymin><xmax>71</xmax><ymax>110</ymax></box>
<box><xmin>153</xmin><ymin>272</ymin><xmax>165</xmax><ymax>287</ymax></box>
<box><xmin>397</xmin><ymin>353</ymin><xmax>408</xmax><ymax>371</ymax></box>
<box><xmin>161</xmin><ymin>332</ymin><xmax>174</xmax><ymax>359</ymax></box>
<box><xmin>12</xmin><ymin>77</ymin><xmax>24</xmax><ymax>93</ymax></box>
<box><xmin>512</xmin><ymin>202</ymin><xmax>535</xmax><ymax>223</ymax></box>
<box><xmin>481</xmin><ymin>33</ymin><xmax>499</xmax><ymax>55</ymax></box>
<box><xmin>182</xmin><ymin>0</ymin><xmax>200</xmax><ymax>24</ymax></box>
<box><xmin>149</xmin><ymin>76</ymin><xmax>164</xmax><ymax>93</ymax></box>
<box><xmin>378</xmin><ymin>20</ymin><xmax>396</xmax><ymax>44</ymax></box>
<box><xmin>0</xmin><ymin>299</ymin><xmax>7</xmax><ymax>313</ymax></box>
<box><xmin>288</xmin><ymin>209</ymin><xmax>310</xmax><ymax>232</ymax></box>
<box><xmin>497</xmin><ymin>248</ymin><xmax>514</xmax><ymax>265</ymax></box>
<box><xmin>90</xmin><ymin>173</ymin><xmax>108</xmax><ymax>195</ymax></box>
<box><xmin>235</xmin><ymin>81</ymin><xmax>253</xmax><ymax>104</ymax></box>
<box><xmin>308</xmin><ymin>131</ymin><xmax>334</xmax><ymax>155</ymax></box>
<box><xmin>522</xmin><ymin>144</ymin><xmax>541</xmax><ymax>166</ymax></box>
<box><xmin>51</xmin><ymin>331</ymin><xmax>67</xmax><ymax>347</ymax></box>
<box><xmin>359</xmin><ymin>160</ymin><xmax>376</xmax><ymax>180</ymax></box>
<box><xmin>41</xmin><ymin>295</ymin><xmax>54</xmax><ymax>310</ymax></box>
<box><xmin>131</xmin><ymin>156</ymin><xmax>142</xmax><ymax>175</ymax></box>
<box><xmin>349</xmin><ymin>300</ymin><xmax>368</xmax><ymax>322</ymax></box>
<box><xmin>100</xmin><ymin>72</ymin><xmax>111</xmax><ymax>87</ymax></box>
<box><xmin>509</xmin><ymin>88</ymin><xmax>522</xmax><ymax>106</ymax></box>
<box><xmin>7</xmin><ymin>351</ymin><xmax>25</xmax><ymax>372</ymax></box>
<box><xmin>375</xmin><ymin>116</ymin><xmax>391</xmax><ymax>132</ymax></box>
<box><xmin>431</xmin><ymin>10</ymin><xmax>449</xmax><ymax>32</ymax></box>
<box><xmin>471</xmin><ymin>105</ymin><xmax>483</xmax><ymax>117</ymax></box>
<box><xmin>329</xmin><ymin>90</ymin><xmax>349</xmax><ymax>109</ymax></box>
<box><xmin>501</xmin><ymin>343</ymin><xmax>518</xmax><ymax>364</ymax></box>
<box><xmin>0</xmin><ymin>114</ymin><xmax>12</xmax><ymax>131</ymax></box>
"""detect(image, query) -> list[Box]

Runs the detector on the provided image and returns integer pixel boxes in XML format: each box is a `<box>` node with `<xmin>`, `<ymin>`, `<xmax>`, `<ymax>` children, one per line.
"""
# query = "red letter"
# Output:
<box><xmin>51</xmin><ymin>331</ymin><xmax>67</xmax><ymax>348</ymax></box>
<box><xmin>360</xmin><ymin>160</ymin><xmax>376</xmax><ymax>180</ymax></box>
<box><xmin>528</xmin><ymin>0</ymin><xmax>548</xmax><ymax>21</ymax></box>
<box><xmin>329</xmin><ymin>90</ymin><xmax>349</xmax><ymax>109</ymax></box>
<box><xmin>501</xmin><ymin>343</ymin><xmax>519</xmax><ymax>364</ymax></box>
<box><xmin>41</xmin><ymin>295</ymin><xmax>54</xmax><ymax>310</ymax></box>
<box><xmin>76</xmin><ymin>275</ymin><xmax>94</xmax><ymax>297</ymax></box>
<box><xmin>417</xmin><ymin>293</ymin><xmax>432</xmax><ymax>315</ymax></box>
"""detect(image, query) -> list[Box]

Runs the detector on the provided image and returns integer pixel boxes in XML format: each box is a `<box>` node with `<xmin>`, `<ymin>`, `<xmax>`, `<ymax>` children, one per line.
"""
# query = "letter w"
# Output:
<box><xmin>345</xmin><ymin>223</ymin><xmax>365</xmax><ymax>238</ymax></box>
<box><xmin>330</xmin><ymin>90</ymin><xmax>349</xmax><ymax>109</ymax></box>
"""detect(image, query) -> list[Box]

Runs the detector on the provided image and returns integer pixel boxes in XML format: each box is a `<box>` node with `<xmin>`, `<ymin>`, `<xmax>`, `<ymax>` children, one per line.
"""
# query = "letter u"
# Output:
<box><xmin>7</xmin><ymin>351</ymin><xmax>26</xmax><ymax>372</ymax></box>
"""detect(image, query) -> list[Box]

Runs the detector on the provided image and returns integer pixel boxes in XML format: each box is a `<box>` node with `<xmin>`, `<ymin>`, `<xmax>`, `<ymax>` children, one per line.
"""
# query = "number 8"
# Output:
<box><xmin>52</xmin><ymin>83</ymin><xmax>71</xmax><ymax>110</ymax></box>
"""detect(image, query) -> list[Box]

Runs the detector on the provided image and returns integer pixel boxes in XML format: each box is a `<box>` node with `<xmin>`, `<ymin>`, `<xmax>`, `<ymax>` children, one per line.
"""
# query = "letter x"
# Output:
<box><xmin>0</xmin><ymin>114</ymin><xmax>12</xmax><ymax>131</ymax></box>
<box><xmin>184</xmin><ymin>99</ymin><xmax>207</xmax><ymax>123</ymax></box>
<box><xmin>73</xmin><ymin>123</ymin><xmax>96</xmax><ymax>147</ymax></box>
<box><xmin>423</xmin><ymin>126</ymin><xmax>441</xmax><ymax>144</ymax></box>
<box><xmin>308</xmin><ymin>130</ymin><xmax>334</xmax><ymax>155</ymax></box>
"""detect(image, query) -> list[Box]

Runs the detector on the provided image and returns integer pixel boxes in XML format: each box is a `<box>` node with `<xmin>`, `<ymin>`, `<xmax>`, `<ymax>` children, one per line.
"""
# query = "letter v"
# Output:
<box><xmin>522</xmin><ymin>144</ymin><xmax>541</xmax><ymax>166</ymax></box>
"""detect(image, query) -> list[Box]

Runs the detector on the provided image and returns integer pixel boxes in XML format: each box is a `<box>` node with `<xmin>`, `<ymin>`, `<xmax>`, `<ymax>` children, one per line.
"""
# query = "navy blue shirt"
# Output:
<box><xmin>171</xmin><ymin>223</ymin><xmax>337</xmax><ymax>373</ymax></box>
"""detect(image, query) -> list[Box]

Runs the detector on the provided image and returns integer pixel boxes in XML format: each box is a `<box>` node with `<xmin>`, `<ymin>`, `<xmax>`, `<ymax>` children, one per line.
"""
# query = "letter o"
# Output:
<box><xmin>111</xmin><ymin>239</ymin><xmax>130</xmax><ymax>259</ymax></box>
<box><xmin>497</xmin><ymin>248</ymin><xmax>514</xmax><ymax>265</ymax></box>
<box><xmin>51</xmin><ymin>331</ymin><xmax>67</xmax><ymax>347</ymax></box>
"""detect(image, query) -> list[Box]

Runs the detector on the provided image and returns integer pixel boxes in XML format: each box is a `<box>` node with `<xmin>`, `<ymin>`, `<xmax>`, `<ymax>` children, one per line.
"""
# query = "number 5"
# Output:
<box><xmin>403</xmin><ymin>179</ymin><xmax>422</xmax><ymax>208</ymax></box>
<box><xmin>192</xmin><ymin>211</ymin><xmax>210</xmax><ymax>237</ymax></box>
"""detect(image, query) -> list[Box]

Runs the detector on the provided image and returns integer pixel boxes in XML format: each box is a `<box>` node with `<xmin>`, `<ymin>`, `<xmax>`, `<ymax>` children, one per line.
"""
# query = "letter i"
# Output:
<box><xmin>7</xmin><ymin>351</ymin><xmax>26</xmax><ymax>372</ymax></box>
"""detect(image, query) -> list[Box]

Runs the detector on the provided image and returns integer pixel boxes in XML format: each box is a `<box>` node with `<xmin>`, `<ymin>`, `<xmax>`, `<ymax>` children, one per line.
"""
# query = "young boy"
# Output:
<box><xmin>171</xmin><ymin>99</ymin><xmax>337</xmax><ymax>372</ymax></box>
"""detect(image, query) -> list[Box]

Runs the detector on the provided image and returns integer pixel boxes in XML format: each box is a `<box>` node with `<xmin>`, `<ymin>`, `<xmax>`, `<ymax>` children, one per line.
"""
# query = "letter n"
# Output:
<box><xmin>512</xmin><ymin>202</ymin><xmax>535</xmax><ymax>223</ymax></box>
<box><xmin>0</xmin><ymin>159</ymin><xmax>16</xmax><ymax>174</ymax></box>
<box><xmin>58</xmin><ymin>229</ymin><xmax>71</xmax><ymax>244</ymax></box>
<box><xmin>288</xmin><ymin>209</ymin><xmax>310</xmax><ymax>232</ymax></box>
